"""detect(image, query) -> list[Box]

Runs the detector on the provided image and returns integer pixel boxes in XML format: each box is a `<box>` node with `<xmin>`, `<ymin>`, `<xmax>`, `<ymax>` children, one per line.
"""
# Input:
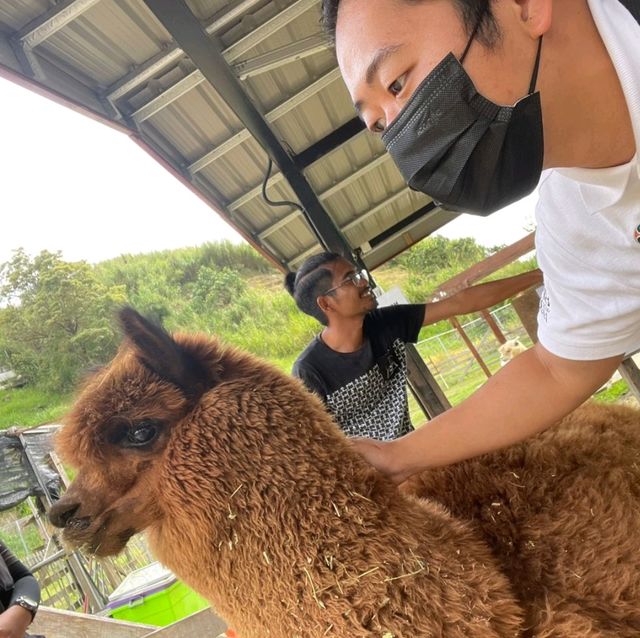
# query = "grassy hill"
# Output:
<box><xmin>0</xmin><ymin>237</ymin><xmax>541</xmax><ymax>429</ymax></box>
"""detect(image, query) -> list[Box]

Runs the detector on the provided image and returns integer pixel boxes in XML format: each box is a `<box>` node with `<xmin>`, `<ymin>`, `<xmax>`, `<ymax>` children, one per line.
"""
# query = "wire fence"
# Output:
<box><xmin>0</xmin><ymin>498</ymin><xmax>155</xmax><ymax>612</ymax></box>
<box><xmin>409</xmin><ymin>303</ymin><xmax>532</xmax><ymax>424</ymax></box>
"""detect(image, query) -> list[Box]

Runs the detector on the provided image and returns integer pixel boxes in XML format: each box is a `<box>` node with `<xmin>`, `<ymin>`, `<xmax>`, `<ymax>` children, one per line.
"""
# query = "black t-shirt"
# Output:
<box><xmin>292</xmin><ymin>304</ymin><xmax>425</xmax><ymax>440</ymax></box>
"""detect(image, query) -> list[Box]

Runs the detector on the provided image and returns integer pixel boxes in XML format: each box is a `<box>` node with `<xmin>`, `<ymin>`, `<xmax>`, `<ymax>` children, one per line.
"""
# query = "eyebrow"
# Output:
<box><xmin>353</xmin><ymin>44</ymin><xmax>403</xmax><ymax>115</ymax></box>
<box><xmin>341</xmin><ymin>268</ymin><xmax>357</xmax><ymax>281</ymax></box>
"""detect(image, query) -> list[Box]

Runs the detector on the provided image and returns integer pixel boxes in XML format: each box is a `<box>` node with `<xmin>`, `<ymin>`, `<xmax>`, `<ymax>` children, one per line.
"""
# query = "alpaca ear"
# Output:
<box><xmin>118</xmin><ymin>307</ymin><xmax>214</xmax><ymax>400</ymax></box>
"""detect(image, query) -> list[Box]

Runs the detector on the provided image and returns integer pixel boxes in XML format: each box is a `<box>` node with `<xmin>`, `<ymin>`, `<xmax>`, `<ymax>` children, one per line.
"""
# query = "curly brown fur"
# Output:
<box><xmin>403</xmin><ymin>402</ymin><xmax>640</xmax><ymax>637</ymax></box>
<box><xmin>49</xmin><ymin>309</ymin><xmax>640</xmax><ymax>637</ymax></box>
<box><xmin>50</xmin><ymin>309</ymin><xmax>522</xmax><ymax>637</ymax></box>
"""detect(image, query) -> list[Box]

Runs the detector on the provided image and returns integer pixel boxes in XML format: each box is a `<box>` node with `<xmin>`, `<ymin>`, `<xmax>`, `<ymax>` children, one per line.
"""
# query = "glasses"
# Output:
<box><xmin>322</xmin><ymin>269</ymin><xmax>370</xmax><ymax>296</ymax></box>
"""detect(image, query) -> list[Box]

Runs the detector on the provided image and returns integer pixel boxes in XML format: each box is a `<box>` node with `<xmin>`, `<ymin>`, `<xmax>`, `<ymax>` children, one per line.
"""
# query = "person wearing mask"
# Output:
<box><xmin>320</xmin><ymin>0</ymin><xmax>639</xmax><ymax>482</ymax></box>
<box><xmin>0</xmin><ymin>540</ymin><xmax>41</xmax><ymax>638</ymax></box>
<box><xmin>286</xmin><ymin>252</ymin><xmax>542</xmax><ymax>440</ymax></box>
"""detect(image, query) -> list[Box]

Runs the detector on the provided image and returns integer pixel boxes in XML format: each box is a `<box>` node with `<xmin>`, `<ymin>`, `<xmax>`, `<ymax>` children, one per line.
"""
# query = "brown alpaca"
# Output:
<box><xmin>403</xmin><ymin>401</ymin><xmax>640</xmax><ymax>637</ymax></box>
<box><xmin>48</xmin><ymin>309</ymin><xmax>640</xmax><ymax>637</ymax></box>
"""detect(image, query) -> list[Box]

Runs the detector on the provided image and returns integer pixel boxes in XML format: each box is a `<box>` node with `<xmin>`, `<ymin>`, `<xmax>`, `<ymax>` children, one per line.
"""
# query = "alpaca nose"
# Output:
<box><xmin>49</xmin><ymin>500</ymin><xmax>81</xmax><ymax>528</ymax></box>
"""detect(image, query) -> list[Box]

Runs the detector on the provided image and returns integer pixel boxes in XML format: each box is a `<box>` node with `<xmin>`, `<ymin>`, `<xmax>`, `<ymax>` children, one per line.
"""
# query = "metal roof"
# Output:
<box><xmin>0</xmin><ymin>0</ymin><xmax>457</xmax><ymax>272</ymax></box>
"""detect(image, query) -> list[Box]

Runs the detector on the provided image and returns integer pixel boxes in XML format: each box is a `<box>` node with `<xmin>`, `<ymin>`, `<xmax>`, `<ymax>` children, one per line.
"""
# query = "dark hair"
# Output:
<box><xmin>321</xmin><ymin>0</ymin><xmax>500</xmax><ymax>48</ymax></box>
<box><xmin>284</xmin><ymin>252</ymin><xmax>343</xmax><ymax>325</ymax></box>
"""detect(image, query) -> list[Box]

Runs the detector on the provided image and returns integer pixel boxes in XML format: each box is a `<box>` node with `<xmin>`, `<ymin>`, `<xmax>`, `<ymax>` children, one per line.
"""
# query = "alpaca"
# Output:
<box><xmin>48</xmin><ymin>309</ymin><xmax>640</xmax><ymax>637</ymax></box>
<box><xmin>50</xmin><ymin>309</ymin><xmax>522</xmax><ymax>638</ymax></box>
<box><xmin>403</xmin><ymin>401</ymin><xmax>640</xmax><ymax>636</ymax></box>
<box><xmin>498</xmin><ymin>339</ymin><xmax>528</xmax><ymax>366</ymax></box>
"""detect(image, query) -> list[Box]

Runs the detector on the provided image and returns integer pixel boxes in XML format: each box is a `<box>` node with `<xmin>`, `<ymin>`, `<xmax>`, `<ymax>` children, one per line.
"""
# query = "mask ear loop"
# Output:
<box><xmin>528</xmin><ymin>37</ymin><xmax>543</xmax><ymax>94</ymax></box>
<box><xmin>460</xmin><ymin>9</ymin><xmax>485</xmax><ymax>63</ymax></box>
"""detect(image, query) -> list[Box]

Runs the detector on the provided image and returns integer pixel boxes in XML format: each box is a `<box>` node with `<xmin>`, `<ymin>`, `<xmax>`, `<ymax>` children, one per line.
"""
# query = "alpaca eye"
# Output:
<box><xmin>123</xmin><ymin>421</ymin><xmax>161</xmax><ymax>448</ymax></box>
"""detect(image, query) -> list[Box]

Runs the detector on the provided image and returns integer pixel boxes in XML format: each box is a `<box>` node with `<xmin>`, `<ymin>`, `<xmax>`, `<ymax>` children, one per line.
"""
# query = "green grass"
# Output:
<box><xmin>0</xmin><ymin>526</ymin><xmax>44</xmax><ymax>561</ymax></box>
<box><xmin>0</xmin><ymin>386</ymin><xmax>72</xmax><ymax>430</ymax></box>
<box><xmin>592</xmin><ymin>379</ymin><xmax>631</xmax><ymax>404</ymax></box>
<box><xmin>409</xmin><ymin>371</ymin><xmax>633</xmax><ymax>428</ymax></box>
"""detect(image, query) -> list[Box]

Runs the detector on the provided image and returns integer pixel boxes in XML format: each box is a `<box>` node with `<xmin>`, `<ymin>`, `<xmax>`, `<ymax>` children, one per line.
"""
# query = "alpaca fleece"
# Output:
<box><xmin>49</xmin><ymin>309</ymin><xmax>640</xmax><ymax>637</ymax></box>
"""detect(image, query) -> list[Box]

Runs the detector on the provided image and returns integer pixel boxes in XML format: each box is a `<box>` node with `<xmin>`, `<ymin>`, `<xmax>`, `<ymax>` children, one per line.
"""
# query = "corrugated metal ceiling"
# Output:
<box><xmin>0</xmin><ymin>0</ymin><xmax>458</xmax><ymax>271</ymax></box>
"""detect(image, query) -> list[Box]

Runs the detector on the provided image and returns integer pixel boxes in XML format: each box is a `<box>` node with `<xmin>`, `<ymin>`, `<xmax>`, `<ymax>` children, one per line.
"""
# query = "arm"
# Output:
<box><xmin>423</xmin><ymin>269</ymin><xmax>543</xmax><ymax>325</ymax></box>
<box><xmin>0</xmin><ymin>544</ymin><xmax>40</xmax><ymax>608</ymax></box>
<box><xmin>351</xmin><ymin>343</ymin><xmax>622</xmax><ymax>483</ymax></box>
<box><xmin>0</xmin><ymin>544</ymin><xmax>39</xmax><ymax>638</ymax></box>
<box><xmin>0</xmin><ymin>605</ymin><xmax>33</xmax><ymax>638</ymax></box>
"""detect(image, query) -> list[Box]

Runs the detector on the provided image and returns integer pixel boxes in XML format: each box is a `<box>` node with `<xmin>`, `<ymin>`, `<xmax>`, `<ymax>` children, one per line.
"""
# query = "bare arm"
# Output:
<box><xmin>423</xmin><ymin>269</ymin><xmax>543</xmax><ymax>325</ymax></box>
<box><xmin>352</xmin><ymin>343</ymin><xmax>622</xmax><ymax>483</ymax></box>
<box><xmin>0</xmin><ymin>605</ymin><xmax>33</xmax><ymax>638</ymax></box>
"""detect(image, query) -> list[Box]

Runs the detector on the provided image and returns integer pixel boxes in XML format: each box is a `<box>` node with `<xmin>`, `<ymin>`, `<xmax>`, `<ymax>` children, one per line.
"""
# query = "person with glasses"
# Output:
<box><xmin>285</xmin><ymin>252</ymin><xmax>542</xmax><ymax>441</ymax></box>
<box><xmin>317</xmin><ymin>0</ymin><xmax>640</xmax><ymax>483</ymax></box>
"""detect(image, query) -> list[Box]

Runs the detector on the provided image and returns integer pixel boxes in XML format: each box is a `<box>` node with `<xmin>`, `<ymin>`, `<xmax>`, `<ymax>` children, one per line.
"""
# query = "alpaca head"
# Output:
<box><xmin>48</xmin><ymin>307</ymin><xmax>223</xmax><ymax>556</ymax></box>
<box><xmin>498</xmin><ymin>338</ymin><xmax>527</xmax><ymax>364</ymax></box>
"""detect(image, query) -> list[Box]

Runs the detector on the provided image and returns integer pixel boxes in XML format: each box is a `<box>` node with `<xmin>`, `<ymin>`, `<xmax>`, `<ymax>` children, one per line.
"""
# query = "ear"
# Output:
<box><xmin>515</xmin><ymin>0</ymin><xmax>552</xmax><ymax>37</ymax></box>
<box><xmin>316</xmin><ymin>295</ymin><xmax>334</xmax><ymax>317</ymax></box>
<box><xmin>119</xmin><ymin>307</ymin><xmax>215</xmax><ymax>400</ymax></box>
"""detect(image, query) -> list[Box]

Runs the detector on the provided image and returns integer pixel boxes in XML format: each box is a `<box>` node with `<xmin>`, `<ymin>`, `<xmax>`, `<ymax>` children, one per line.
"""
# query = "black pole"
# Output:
<box><xmin>141</xmin><ymin>0</ymin><xmax>352</xmax><ymax>258</ymax></box>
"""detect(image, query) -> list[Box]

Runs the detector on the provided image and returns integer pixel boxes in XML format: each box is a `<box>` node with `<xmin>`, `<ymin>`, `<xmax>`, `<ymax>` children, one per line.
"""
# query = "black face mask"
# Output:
<box><xmin>381</xmin><ymin>26</ymin><xmax>544</xmax><ymax>216</ymax></box>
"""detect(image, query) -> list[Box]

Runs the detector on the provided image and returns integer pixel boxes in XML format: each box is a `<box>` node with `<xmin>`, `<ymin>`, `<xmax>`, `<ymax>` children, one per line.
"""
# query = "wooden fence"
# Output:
<box><xmin>30</xmin><ymin>607</ymin><xmax>228</xmax><ymax>638</ymax></box>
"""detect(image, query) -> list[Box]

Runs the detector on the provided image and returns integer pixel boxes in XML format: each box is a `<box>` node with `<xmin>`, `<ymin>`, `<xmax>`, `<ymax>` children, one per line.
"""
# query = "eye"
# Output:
<box><xmin>388</xmin><ymin>74</ymin><xmax>406</xmax><ymax>96</ymax></box>
<box><xmin>371</xmin><ymin>118</ymin><xmax>386</xmax><ymax>134</ymax></box>
<box><xmin>107</xmin><ymin>419</ymin><xmax>164</xmax><ymax>449</ymax></box>
<box><xmin>125</xmin><ymin>421</ymin><xmax>160</xmax><ymax>448</ymax></box>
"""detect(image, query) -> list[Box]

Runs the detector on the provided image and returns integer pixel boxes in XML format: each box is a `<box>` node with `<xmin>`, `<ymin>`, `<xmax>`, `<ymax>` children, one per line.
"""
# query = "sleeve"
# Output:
<box><xmin>370</xmin><ymin>304</ymin><xmax>426</xmax><ymax>345</ymax></box>
<box><xmin>0</xmin><ymin>542</ymin><xmax>41</xmax><ymax>609</ymax></box>
<box><xmin>291</xmin><ymin>361</ymin><xmax>328</xmax><ymax>403</ymax></box>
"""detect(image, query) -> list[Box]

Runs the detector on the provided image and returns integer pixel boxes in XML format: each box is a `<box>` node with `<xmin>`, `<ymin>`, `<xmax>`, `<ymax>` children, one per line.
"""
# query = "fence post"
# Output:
<box><xmin>18</xmin><ymin>433</ymin><xmax>108</xmax><ymax>612</ymax></box>
<box><xmin>449</xmin><ymin>318</ymin><xmax>492</xmax><ymax>379</ymax></box>
<box><xmin>618</xmin><ymin>357</ymin><xmax>640</xmax><ymax>403</ymax></box>
<box><xmin>405</xmin><ymin>344</ymin><xmax>451</xmax><ymax>418</ymax></box>
<box><xmin>480</xmin><ymin>309</ymin><xmax>506</xmax><ymax>344</ymax></box>
<box><xmin>510</xmin><ymin>288</ymin><xmax>540</xmax><ymax>343</ymax></box>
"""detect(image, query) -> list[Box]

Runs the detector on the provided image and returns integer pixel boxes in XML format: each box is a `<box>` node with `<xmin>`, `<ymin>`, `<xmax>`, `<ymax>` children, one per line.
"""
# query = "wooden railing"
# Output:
<box><xmin>29</xmin><ymin>607</ymin><xmax>228</xmax><ymax>638</ymax></box>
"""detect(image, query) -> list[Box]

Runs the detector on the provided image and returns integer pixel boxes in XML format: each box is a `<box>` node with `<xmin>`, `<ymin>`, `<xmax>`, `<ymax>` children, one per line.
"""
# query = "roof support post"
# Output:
<box><xmin>141</xmin><ymin>0</ymin><xmax>352</xmax><ymax>257</ymax></box>
<box><xmin>189</xmin><ymin>68</ymin><xmax>343</xmax><ymax>174</ymax></box>
<box><xmin>126</xmin><ymin>0</ymin><xmax>318</xmax><ymax>121</ymax></box>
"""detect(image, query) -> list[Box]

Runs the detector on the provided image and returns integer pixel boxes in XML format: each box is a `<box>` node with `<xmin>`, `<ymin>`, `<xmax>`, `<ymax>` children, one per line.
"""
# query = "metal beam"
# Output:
<box><xmin>142</xmin><ymin>0</ymin><xmax>352</xmax><ymax>256</ymax></box>
<box><xmin>342</xmin><ymin>186</ymin><xmax>413</xmax><ymax>234</ymax></box>
<box><xmin>188</xmin><ymin>68</ymin><xmax>342</xmax><ymax>174</ymax></box>
<box><xmin>234</xmin><ymin>136</ymin><xmax>380</xmax><ymax>212</ymax></box>
<box><xmin>254</xmin><ymin>151</ymin><xmax>389</xmax><ymax>239</ymax></box>
<box><xmin>106</xmin><ymin>0</ymin><xmax>265</xmax><ymax>103</ymax></box>
<box><xmin>235</xmin><ymin>34</ymin><xmax>331</xmax><ymax>80</ymax></box>
<box><xmin>295</xmin><ymin>116</ymin><xmax>365</xmax><ymax>168</ymax></box>
<box><xmin>288</xmin><ymin>195</ymin><xmax>435</xmax><ymax>267</ymax></box>
<box><xmin>15</xmin><ymin>0</ymin><xmax>101</xmax><ymax>49</ymax></box>
<box><xmin>129</xmin><ymin>0</ymin><xmax>318</xmax><ymax>123</ymax></box>
<box><xmin>368</xmin><ymin>202</ymin><xmax>438</xmax><ymax>248</ymax></box>
<box><xmin>132</xmin><ymin>69</ymin><xmax>205</xmax><ymax>123</ymax></box>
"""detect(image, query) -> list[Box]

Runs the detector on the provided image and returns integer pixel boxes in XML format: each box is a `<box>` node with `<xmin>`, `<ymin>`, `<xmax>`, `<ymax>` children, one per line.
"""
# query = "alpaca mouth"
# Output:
<box><xmin>66</xmin><ymin>516</ymin><xmax>91</xmax><ymax>531</ymax></box>
<box><xmin>59</xmin><ymin>509</ymin><xmax>130</xmax><ymax>556</ymax></box>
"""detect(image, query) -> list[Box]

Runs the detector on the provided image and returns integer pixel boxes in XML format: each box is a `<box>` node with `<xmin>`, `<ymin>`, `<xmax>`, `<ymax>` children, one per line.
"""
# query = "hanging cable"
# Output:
<box><xmin>261</xmin><ymin>158</ymin><xmax>305</xmax><ymax>213</ymax></box>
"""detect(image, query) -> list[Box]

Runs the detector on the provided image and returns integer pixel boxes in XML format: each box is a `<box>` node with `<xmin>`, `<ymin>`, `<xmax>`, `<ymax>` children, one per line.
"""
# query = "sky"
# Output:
<box><xmin>0</xmin><ymin>75</ymin><xmax>536</xmax><ymax>267</ymax></box>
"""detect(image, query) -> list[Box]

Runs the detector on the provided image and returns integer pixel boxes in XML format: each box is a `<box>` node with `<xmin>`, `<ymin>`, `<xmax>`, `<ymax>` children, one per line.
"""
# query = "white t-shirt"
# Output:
<box><xmin>535</xmin><ymin>0</ymin><xmax>640</xmax><ymax>360</ymax></box>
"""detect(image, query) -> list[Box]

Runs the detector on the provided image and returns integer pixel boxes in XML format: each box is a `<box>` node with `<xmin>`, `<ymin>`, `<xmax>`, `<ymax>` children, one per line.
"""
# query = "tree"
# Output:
<box><xmin>0</xmin><ymin>249</ymin><xmax>126</xmax><ymax>390</ymax></box>
<box><xmin>394</xmin><ymin>236</ymin><xmax>489</xmax><ymax>273</ymax></box>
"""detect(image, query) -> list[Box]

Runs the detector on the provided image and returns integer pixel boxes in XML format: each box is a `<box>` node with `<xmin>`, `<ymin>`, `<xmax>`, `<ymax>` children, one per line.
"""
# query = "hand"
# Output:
<box><xmin>0</xmin><ymin>604</ymin><xmax>33</xmax><ymax>638</ymax></box>
<box><xmin>349</xmin><ymin>437</ymin><xmax>407</xmax><ymax>484</ymax></box>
